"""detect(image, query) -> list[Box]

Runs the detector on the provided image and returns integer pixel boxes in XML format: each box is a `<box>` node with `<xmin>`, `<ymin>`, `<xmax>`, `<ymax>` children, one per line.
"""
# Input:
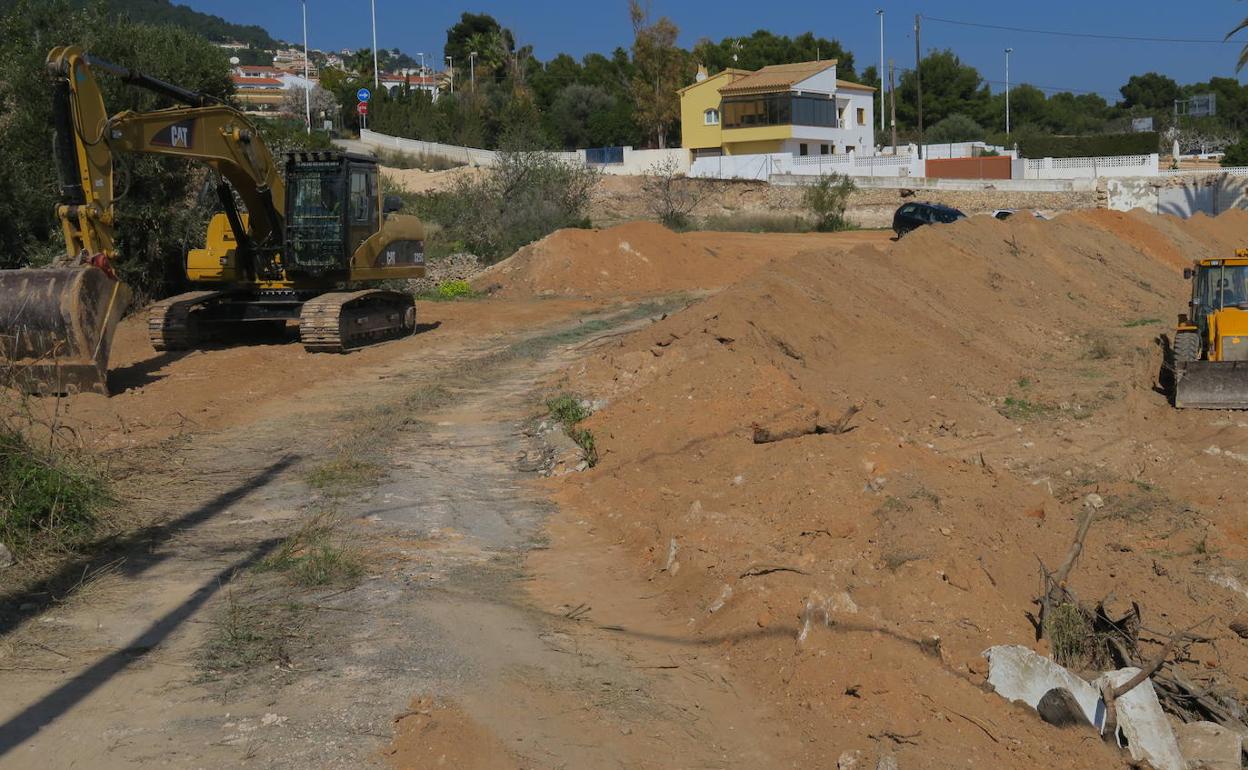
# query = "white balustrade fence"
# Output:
<box><xmin>690</xmin><ymin>151</ymin><xmax>923</xmax><ymax>180</ymax></box>
<box><xmin>1022</xmin><ymin>154</ymin><xmax>1159</xmax><ymax>179</ymax></box>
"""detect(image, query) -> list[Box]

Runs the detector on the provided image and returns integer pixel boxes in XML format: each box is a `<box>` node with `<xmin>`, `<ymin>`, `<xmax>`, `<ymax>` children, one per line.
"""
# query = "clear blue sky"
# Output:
<box><xmin>185</xmin><ymin>1</ymin><xmax>1248</xmax><ymax>99</ymax></box>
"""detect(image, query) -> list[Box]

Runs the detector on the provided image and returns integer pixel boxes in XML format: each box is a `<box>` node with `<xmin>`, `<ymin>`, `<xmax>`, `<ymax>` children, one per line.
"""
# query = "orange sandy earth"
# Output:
<box><xmin>512</xmin><ymin>212</ymin><xmax>1248</xmax><ymax>768</ymax></box>
<box><xmin>25</xmin><ymin>213</ymin><xmax>1248</xmax><ymax>769</ymax></box>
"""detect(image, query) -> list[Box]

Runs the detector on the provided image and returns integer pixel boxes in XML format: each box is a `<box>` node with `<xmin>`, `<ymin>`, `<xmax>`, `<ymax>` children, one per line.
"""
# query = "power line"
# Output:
<box><xmin>923</xmin><ymin>14</ymin><xmax>1235</xmax><ymax>45</ymax></box>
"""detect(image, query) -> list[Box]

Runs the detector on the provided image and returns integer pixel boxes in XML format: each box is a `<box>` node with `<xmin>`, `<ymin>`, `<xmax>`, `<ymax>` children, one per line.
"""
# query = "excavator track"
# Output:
<box><xmin>147</xmin><ymin>291</ymin><xmax>224</xmax><ymax>351</ymax></box>
<box><xmin>299</xmin><ymin>290</ymin><xmax>416</xmax><ymax>353</ymax></box>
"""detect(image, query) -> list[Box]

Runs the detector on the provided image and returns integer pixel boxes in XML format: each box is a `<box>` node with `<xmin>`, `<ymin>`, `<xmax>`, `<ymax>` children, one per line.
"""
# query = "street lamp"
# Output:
<box><xmin>446</xmin><ymin>55</ymin><xmax>454</xmax><ymax>94</ymax></box>
<box><xmin>1005</xmin><ymin>47</ymin><xmax>1013</xmax><ymax>136</ymax></box>
<box><xmin>876</xmin><ymin>9</ymin><xmax>885</xmax><ymax>137</ymax></box>
<box><xmin>370</xmin><ymin>0</ymin><xmax>379</xmax><ymax>90</ymax></box>
<box><xmin>301</xmin><ymin>0</ymin><xmax>311</xmax><ymax>135</ymax></box>
<box><xmin>469</xmin><ymin>51</ymin><xmax>477</xmax><ymax>91</ymax></box>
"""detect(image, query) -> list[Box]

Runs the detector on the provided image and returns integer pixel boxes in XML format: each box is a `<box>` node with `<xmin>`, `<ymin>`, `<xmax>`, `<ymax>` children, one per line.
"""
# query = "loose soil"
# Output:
<box><xmin>473</xmin><ymin>220</ymin><xmax>891</xmax><ymax>299</ymax></box>
<box><xmin>536</xmin><ymin>208</ymin><xmax>1248</xmax><ymax>768</ymax></box>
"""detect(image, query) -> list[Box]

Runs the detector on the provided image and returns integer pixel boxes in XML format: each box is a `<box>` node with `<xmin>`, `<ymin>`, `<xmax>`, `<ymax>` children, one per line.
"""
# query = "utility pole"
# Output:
<box><xmin>889</xmin><ymin>58</ymin><xmax>898</xmax><ymax>153</ymax></box>
<box><xmin>302</xmin><ymin>0</ymin><xmax>311</xmax><ymax>135</ymax></box>
<box><xmin>1005</xmin><ymin>47</ymin><xmax>1013</xmax><ymax>136</ymax></box>
<box><xmin>370</xmin><ymin>0</ymin><xmax>379</xmax><ymax>90</ymax></box>
<box><xmin>470</xmin><ymin>51</ymin><xmax>477</xmax><ymax>91</ymax></box>
<box><xmin>876</xmin><ymin>9</ymin><xmax>885</xmax><ymax>136</ymax></box>
<box><xmin>446</xmin><ymin>55</ymin><xmax>454</xmax><ymax>94</ymax></box>
<box><xmin>915</xmin><ymin>14</ymin><xmax>923</xmax><ymax>158</ymax></box>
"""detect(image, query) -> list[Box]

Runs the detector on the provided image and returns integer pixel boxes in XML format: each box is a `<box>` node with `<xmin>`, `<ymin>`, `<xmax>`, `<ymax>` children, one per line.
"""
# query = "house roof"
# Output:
<box><xmin>836</xmin><ymin>78</ymin><xmax>877</xmax><ymax>93</ymax></box>
<box><xmin>717</xmin><ymin>60</ymin><xmax>838</xmax><ymax>96</ymax></box>
<box><xmin>676</xmin><ymin>68</ymin><xmax>750</xmax><ymax>95</ymax></box>
<box><xmin>232</xmin><ymin>76</ymin><xmax>283</xmax><ymax>87</ymax></box>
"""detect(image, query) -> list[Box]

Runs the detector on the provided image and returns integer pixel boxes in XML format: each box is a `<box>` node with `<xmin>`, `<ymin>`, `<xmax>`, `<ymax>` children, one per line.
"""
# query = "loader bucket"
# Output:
<box><xmin>0</xmin><ymin>267</ymin><xmax>131</xmax><ymax>396</ymax></box>
<box><xmin>1175</xmin><ymin>361</ymin><xmax>1248</xmax><ymax>409</ymax></box>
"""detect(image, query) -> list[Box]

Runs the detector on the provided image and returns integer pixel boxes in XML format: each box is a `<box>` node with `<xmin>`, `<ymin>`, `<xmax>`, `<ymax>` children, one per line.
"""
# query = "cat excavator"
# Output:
<box><xmin>0</xmin><ymin>45</ymin><xmax>427</xmax><ymax>396</ymax></box>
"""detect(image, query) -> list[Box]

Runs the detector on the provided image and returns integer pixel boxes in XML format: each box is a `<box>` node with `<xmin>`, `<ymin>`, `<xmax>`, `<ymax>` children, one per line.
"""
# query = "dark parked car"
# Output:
<box><xmin>892</xmin><ymin>201</ymin><xmax>966</xmax><ymax>238</ymax></box>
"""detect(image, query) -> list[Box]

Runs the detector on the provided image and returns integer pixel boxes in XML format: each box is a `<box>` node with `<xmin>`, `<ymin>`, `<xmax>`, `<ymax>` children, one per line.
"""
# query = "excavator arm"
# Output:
<box><xmin>0</xmin><ymin>45</ymin><xmax>286</xmax><ymax>395</ymax></box>
<box><xmin>47</xmin><ymin>45</ymin><xmax>286</xmax><ymax>278</ymax></box>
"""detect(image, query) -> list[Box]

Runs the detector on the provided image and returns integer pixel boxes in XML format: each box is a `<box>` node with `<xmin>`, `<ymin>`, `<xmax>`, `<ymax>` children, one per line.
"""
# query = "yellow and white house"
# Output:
<box><xmin>679</xmin><ymin>60</ymin><xmax>876</xmax><ymax>160</ymax></box>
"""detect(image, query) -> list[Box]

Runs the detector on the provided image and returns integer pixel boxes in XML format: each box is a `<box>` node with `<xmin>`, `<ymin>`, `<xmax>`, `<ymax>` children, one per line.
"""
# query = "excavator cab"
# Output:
<box><xmin>1171</xmin><ymin>253</ymin><xmax>1248</xmax><ymax>408</ymax></box>
<box><xmin>284</xmin><ymin>152</ymin><xmax>381</xmax><ymax>278</ymax></box>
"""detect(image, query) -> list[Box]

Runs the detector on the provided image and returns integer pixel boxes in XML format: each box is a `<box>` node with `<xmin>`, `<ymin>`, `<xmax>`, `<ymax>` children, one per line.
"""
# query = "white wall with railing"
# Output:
<box><xmin>690</xmin><ymin>150</ymin><xmax>923</xmax><ymax>180</ymax></box>
<box><xmin>879</xmin><ymin>141</ymin><xmax>1016</xmax><ymax>159</ymax></box>
<box><xmin>1022</xmin><ymin>154</ymin><xmax>1159</xmax><ymax>179</ymax></box>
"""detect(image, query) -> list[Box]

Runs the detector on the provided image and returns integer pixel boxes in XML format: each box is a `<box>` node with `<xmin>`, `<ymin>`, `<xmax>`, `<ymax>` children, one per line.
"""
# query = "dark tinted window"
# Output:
<box><xmin>722</xmin><ymin>94</ymin><xmax>836</xmax><ymax>128</ymax></box>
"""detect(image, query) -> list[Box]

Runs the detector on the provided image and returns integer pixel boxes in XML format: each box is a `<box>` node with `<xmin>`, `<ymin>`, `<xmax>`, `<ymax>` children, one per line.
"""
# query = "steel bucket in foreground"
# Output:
<box><xmin>1175</xmin><ymin>360</ymin><xmax>1248</xmax><ymax>410</ymax></box>
<box><xmin>0</xmin><ymin>267</ymin><xmax>131</xmax><ymax>395</ymax></box>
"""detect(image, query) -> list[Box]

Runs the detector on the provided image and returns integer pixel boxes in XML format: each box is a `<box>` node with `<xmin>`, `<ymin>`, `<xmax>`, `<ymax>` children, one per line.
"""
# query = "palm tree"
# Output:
<box><xmin>1230</xmin><ymin>15</ymin><xmax>1248</xmax><ymax>70</ymax></box>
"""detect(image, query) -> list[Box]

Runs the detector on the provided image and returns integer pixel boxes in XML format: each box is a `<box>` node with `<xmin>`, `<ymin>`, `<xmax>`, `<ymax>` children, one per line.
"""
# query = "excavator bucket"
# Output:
<box><xmin>1175</xmin><ymin>361</ymin><xmax>1248</xmax><ymax>409</ymax></box>
<box><xmin>0</xmin><ymin>267</ymin><xmax>131</xmax><ymax>396</ymax></box>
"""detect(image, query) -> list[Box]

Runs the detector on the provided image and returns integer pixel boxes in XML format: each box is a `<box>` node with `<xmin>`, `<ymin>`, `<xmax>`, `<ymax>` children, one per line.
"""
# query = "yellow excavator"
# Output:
<box><xmin>1171</xmin><ymin>251</ymin><xmax>1248</xmax><ymax>408</ymax></box>
<box><xmin>0</xmin><ymin>46</ymin><xmax>427</xmax><ymax>395</ymax></box>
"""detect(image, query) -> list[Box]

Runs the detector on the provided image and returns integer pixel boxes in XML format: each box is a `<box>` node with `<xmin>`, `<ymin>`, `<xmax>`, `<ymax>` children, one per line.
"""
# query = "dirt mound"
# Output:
<box><xmin>473</xmin><ymin>222</ymin><xmax>775</xmax><ymax>298</ymax></box>
<box><xmin>546</xmin><ymin>209</ymin><xmax>1248</xmax><ymax>768</ymax></box>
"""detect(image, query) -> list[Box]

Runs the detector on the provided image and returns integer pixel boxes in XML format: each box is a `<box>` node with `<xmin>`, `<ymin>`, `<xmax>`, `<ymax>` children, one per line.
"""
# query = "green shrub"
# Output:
<box><xmin>547</xmin><ymin>394</ymin><xmax>590</xmax><ymax>425</ymax></box>
<box><xmin>1223</xmin><ymin>139</ymin><xmax>1248</xmax><ymax>167</ymax></box>
<box><xmin>1017</xmin><ymin>132</ymin><xmax>1159</xmax><ymax>159</ymax></box>
<box><xmin>0</xmin><ymin>424</ymin><xmax>108</xmax><ymax>553</ymax></box>
<box><xmin>803</xmin><ymin>173</ymin><xmax>856</xmax><ymax>232</ymax></box>
<box><xmin>699</xmin><ymin>213</ymin><xmax>813</xmax><ymax>233</ymax></box>
<box><xmin>417</xmin><ymin>151</ymin><xmax>599</xmax><ymax>262</ymax></box>
<box><xmin>642</xmin><ymin>157</ymin><xmax>712</xmax><ymax>230</ymax></box>
<box><xmin>925</xmin><ymin>113</ymin><xmax>985</xmax><ymax>144</ymax></box>
<box><xmin>377</xmin><ymin>148</ymin><xmax>465</xmax><ymax>171</ymax></box>
<box><xmin>569</xmin><ymin>427</ymin><xmax>598</xmax><ymax>467</ymax></box>
<box><xmin>436</xmin><ymin>279</ymin><xmax>477</xmax><ymax>300</ymax></box>
<box><xmin>546</xmin><ymin>393</ymin><xmax>598</xmax><ymax>467</ymax></box>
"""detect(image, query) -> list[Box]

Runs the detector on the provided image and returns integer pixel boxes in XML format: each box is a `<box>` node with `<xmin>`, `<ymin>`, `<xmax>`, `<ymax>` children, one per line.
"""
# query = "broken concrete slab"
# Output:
<box><xmin>1174</xmin><ymin>720</ymin><xmax>1242</xmax><ymax>770</ymax></box>
<box><xmin>984</xmin><ymin>645</ymin><xmax>1100</xmax><ymax>727</ymax></box>
<box><xmin>1094</xmin><ymin>668</ymin><xmax>1184</xmax><ymax>770</ymax></box>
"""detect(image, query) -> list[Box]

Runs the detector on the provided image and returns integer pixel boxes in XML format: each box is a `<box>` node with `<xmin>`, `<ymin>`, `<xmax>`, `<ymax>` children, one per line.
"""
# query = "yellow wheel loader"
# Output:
<box><xmin>0</xmin><ymin>46</ymin><xmax>428</xmax><ymax>396</ymax></box>
<box><xmin>1172</xmin><ymin>251</ymin><xmax>1248</xmax><ymax>409</ymax></box>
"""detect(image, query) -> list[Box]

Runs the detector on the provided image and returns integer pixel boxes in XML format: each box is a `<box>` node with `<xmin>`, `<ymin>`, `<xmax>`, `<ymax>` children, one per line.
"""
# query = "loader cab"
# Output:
<box><xmin>284</xmin><ymin>151</ymin><xmax>382</xmax><ymax>278</ymax></box>
<box><xmin>1187</xmin><ymin>258</ymin><xmax>1248</xmax><ymax>333</ymax></box>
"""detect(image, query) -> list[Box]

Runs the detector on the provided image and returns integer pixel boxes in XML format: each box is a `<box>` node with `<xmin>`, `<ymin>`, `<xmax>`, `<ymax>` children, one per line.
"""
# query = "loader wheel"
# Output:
<box><xmin>1173</xmin><ymin>331</ymin><xmax>1200</xmax><ymax>364</ymax></box>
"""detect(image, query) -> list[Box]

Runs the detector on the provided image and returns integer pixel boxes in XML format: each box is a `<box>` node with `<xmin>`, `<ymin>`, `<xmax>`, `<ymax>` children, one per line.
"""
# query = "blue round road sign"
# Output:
<box><xmin>357</xmin><ymin>87</ymin><xmax>371</xmax><ymax>103</ymax></box>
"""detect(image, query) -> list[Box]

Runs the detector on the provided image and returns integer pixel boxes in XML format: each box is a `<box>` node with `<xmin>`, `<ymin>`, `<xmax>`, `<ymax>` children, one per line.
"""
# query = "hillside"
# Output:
<box><xmin>0</xmin><ymin>0</ymin><xmax>279</xmax><ymax>48</ymax></box>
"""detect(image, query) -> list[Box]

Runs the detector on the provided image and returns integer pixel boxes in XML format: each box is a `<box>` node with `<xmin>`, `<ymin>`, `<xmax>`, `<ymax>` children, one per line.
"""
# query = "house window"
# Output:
<box><xmin>722</xmin><ymin>94</ymin><xmax>837</xmax><ymax>128</ymax></box>
<box><xmin>845</xmin><ymin>145</ymin><xmax>856</xmax><ymax>154</ymax></box>
<box><xmin>857</xmin><ymin>108</ymin><xmax>866</xmax><ymax>126</ymax></box>
<box><xmin>704</xmin><ymin>108</ymin><xmax>720</xmax><ymax>126</ymax></box>
<box><xmin>820</xmin><ymin>144</ymin><xmax>830</xmax><ymax>155</ymax></box>
<box><xmin>799</xmin><ymin>143</ymin><xmax>809</xmax><ymax>156</ymax></box>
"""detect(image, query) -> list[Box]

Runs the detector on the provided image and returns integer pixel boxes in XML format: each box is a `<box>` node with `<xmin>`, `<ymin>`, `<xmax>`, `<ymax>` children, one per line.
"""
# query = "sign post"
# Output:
<box><xmin>357</xmin><ymin>100</ymin><xmax>368</xmax><ymax>130</ymax></box>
